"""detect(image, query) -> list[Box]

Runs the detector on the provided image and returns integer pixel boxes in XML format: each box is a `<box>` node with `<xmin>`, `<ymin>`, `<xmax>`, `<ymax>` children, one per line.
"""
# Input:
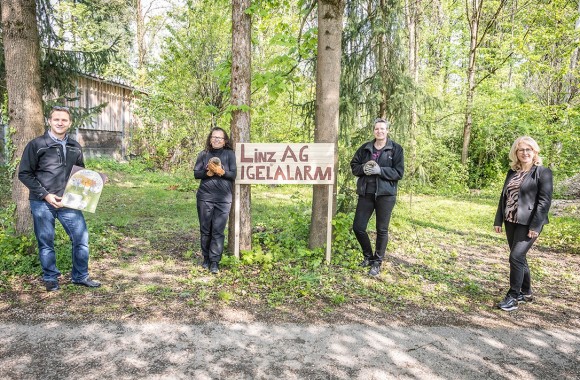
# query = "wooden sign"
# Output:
<box><xmin>233</xmin><ymin>143</ymin><xmax>336</xmax><ymax>263</ymax></box>
<box><xmin>235</xmin><ymin>143</ymin><xmax>335</xmax><ymax>184</ymax></box>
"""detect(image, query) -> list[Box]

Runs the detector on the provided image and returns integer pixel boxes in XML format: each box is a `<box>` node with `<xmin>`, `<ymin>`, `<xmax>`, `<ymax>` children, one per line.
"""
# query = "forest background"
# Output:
<box><xmin>2</xmin><ymin>0</ymin><xmax>580</xmax><ymax>197</ymax></box>
<box><xmin>0</xmin><ymin>0</ymin><xmax>579</xmax><ymax>303</ymax></box>
<box><xmin>0</xmin><ymin>0</ymin><xmax>579</xmax><ymax>325</ymax></box>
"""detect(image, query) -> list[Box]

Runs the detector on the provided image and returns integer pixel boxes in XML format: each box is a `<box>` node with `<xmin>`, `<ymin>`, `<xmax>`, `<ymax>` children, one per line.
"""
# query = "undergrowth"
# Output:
<box><xmin>0</xmin><ymin>159</ymin><xmax>578</xmax><ymax>317</ymax></box>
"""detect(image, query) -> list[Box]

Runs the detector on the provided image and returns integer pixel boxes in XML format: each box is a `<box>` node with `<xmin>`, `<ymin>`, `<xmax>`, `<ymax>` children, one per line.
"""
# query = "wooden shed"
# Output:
<box><xmin>1</xmin><ymin>74</ymin><xmax>142</xmax><ymax>164</ymax></box>
<box><xmin>61</xmin><ymin>74</ymin><xmax>142</xmax><ymax>159</ymax></box>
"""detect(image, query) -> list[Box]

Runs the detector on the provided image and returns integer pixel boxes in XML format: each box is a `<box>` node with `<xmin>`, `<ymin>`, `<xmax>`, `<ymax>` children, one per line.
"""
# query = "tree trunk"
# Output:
<box><xmin>565</xmin><ymin>0</ymin><xmax>580</xmax><ymax>103</ymax></box>
<box><xmin>136</xmin><ymin>0</ymin><xmax>145</xmax><ymax>69</ymax></box>
<box><xmin>308</xmin><ymin>0</ymin><xmax>344</xmax><ymax>250</ymax></box>
<box><xmin>462</xmin><ymin>0</ymin><xmax>480</xmax><ymax>165</ymax></box>
<box><xmin>461</xmin><ymin>0</ymin><xmax>506</xmax><ymax>165</ymax></box>
<box><xmin>377</xmin><ymin>0</ymin><xmax>387</xmax><ymax>118</ymax></box>
<box><xmin>1</xmin><ymin>0</ymin><xmax>45</xmax><ymax>234</ymax></box>
<box><xmin>228</xmin><ymin>0</ymin><xmax>252</xmax><ymax>253</ymax></box>
<box><xmin>405</xmin><ymin>0</ymin><xmax>420</xmax><ymax>177</ymax></box>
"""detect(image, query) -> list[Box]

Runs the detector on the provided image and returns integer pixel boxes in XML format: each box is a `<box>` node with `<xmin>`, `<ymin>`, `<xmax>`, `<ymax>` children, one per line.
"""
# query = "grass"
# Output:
<box><xmin>0</xmin><ymin>159</ymin><xmax>579</xmax><ymax>325</ymax></box>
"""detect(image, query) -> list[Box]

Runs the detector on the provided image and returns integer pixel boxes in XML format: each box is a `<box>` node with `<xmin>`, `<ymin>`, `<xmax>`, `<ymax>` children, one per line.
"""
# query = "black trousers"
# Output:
<box><xmin>504</xmin><ymin>221</ymin><xmax>540</xmax><ymax>298</ymax></box>
<box><xmin>352</xmin><ymin>194</ymin><xmax>396</xmax><ymax>266</ymax></box>
<box><xmin>197</xmin><ymin>200</ymin><xmax>232</xmax><ymax>263</ymax></box>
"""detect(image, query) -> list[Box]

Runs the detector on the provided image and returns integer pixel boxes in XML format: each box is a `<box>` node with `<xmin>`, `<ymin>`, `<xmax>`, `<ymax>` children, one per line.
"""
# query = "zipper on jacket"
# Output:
<box><xmin>55</xmin><ymin>146</ymin><xmax>63</xmax><ymax>165</ymax></box>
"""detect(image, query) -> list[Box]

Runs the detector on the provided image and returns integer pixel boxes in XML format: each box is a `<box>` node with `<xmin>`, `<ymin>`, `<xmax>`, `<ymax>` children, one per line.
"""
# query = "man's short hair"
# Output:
<box><xmin>49</xmin><ymin>105</ymin><xmax>71</xmax><ymax>119</ymax></box>
<box><xmin>373</xmin><ymin>118</ymin><xmax>390</xmax><ymax>129</ymax></box>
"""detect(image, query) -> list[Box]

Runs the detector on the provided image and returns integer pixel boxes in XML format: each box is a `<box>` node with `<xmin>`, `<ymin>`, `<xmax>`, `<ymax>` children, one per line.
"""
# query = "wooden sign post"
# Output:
<box><xmin>234</xmin><ymin>143</ymin><xmax>335</xmax><ymax>263</ymax></box>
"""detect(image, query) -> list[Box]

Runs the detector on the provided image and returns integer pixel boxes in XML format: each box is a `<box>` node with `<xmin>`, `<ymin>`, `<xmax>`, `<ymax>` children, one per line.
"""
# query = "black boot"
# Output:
<box><xmin>210</xmin><ymin>262</ymin><xmax>219</xmax><ymax>274</ymax></box>
<box><xmin>369</xmin><ymin>264</ymin><xmax>380</xmax><ymax>277</ymax></box>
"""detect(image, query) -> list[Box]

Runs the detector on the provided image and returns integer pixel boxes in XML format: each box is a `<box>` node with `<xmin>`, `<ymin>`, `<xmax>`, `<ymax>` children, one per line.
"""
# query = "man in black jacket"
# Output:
<box><xmin>350</xmin><ymin>118</ymin><xmax>404</xmax><ymax>277</ymax></box>
<box><xmin>18</xmin><ymin>106</ymin><xmax>101</xmax><ymax>291</ymax></box>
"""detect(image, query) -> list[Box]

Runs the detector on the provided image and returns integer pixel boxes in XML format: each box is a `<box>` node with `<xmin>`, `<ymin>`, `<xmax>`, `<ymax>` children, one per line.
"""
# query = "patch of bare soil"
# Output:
<box><xmin>551</xmin><ymin>199</ymin><xmax>580</xmax><ymax>218</ymax></box>
<box><xmin>557</xmin><ymin>173</ymin><xmax>580</xmax><ymax>198</ymax></box>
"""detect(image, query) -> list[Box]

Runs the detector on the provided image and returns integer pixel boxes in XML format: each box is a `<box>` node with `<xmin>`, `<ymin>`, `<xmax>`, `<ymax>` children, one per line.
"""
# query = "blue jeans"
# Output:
<box><xmin>30</xmin><ymin>200</ymin><xmax>90</xmax><ymax>282</ymax></box>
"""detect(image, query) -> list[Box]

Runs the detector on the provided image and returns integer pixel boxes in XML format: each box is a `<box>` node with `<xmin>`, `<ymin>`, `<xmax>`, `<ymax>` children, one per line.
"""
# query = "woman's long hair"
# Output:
<box><xmin>204</xmin><ymin>127</ymin><xmax>233</xmax><ymax>151</ymax></box>
<box><xmin>508</xmin><ymin>136</ymin><xmax>543</xmax><ymax>171</ymax></box>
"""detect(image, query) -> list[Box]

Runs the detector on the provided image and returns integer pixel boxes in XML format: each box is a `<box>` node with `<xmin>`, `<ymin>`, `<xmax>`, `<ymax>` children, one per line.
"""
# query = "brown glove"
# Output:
<box><xmin>207</xmin><ymin>157</ymin><xmax>225</xmax><ymax>176</ymax></box>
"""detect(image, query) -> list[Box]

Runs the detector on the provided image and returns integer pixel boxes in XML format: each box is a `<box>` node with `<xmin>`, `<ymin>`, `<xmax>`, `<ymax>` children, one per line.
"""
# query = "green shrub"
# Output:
<box><xmin>0</xmin><ymin>205</ymin><xmax>37</xmax><ymax>276</ymax></box>
<box><xmin>331</xmin><ymin>212</ymin><xmax>360</xmax><ymax>268</ymax></box>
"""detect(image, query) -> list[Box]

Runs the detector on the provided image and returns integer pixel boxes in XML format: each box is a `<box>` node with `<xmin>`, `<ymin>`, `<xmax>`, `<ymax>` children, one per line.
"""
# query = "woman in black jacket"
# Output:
<box><xmin>350</xmin><ymin>118</ymin><xmax>404</xmax><ymax>277</ymax></box>
<box><xmin>494</xmin><ymin>136</ymin><xmax>552</xmax><ymax>311</ymax></box>
<box><xmin>194</xmin><ymin>127</ymin><xmax>237</xmax><ymax>274</ymax></box>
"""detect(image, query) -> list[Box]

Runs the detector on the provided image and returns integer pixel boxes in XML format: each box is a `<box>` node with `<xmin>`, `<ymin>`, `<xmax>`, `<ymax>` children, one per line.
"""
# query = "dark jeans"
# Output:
<box><xmin>30</xmin><ymin>200</ymin><xmax>90</xmax><ymax>282</ymax></box>
<box><xmin>352</xmin><ymin>194</ymin><xmax>396</xmax><ymax>266</ymax></box>
<box><xmin>504</xmin><ymin>221</ymin><xmax>540</xmax><ymax>298</ymax></box>
<box><xmin>197</xmin><ymin>200</ymin><xmax>231</xmax><ymax>264</ymax></box>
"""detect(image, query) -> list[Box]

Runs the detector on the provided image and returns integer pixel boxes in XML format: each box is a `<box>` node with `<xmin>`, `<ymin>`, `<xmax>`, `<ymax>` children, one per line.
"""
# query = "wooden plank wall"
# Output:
<box><xmin>62</xmin><ymin>76</ymin><xmax>136</xmax><ymax>134</ymax></box>
<box><xmin>61</xmin><ymin>76</ymin><xmax>139</xmax><ymax>158</ymax></box>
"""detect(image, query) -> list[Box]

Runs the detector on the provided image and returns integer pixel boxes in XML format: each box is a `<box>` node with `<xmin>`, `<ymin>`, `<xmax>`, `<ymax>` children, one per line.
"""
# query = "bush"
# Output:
<box><xmin>0</xmin><ymin>204</ymin><xmax>37</xmax><ymax>277</ymax></box>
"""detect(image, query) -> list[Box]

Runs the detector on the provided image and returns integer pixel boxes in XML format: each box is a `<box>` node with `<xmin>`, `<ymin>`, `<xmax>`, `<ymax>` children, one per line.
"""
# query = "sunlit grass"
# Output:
<box><xmin>2</xmin><ymin>159</ymin><xmax>578</xmax><ymax>322</ymax></box>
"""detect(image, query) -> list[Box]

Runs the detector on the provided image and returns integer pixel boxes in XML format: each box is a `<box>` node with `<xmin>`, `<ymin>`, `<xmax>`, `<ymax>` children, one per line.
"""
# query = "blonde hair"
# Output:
<box><xmin>508</xmin><ymin>136</ymin><xmax>543</xmax><ymax>171</ymax></box>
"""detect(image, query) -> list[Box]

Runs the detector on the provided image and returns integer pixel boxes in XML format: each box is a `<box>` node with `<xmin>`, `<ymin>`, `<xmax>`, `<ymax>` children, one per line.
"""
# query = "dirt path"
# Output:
<box><xmin>1</xmin><ymin>322</ymin><xmax>578</xmax><ymax>379</ymax></box>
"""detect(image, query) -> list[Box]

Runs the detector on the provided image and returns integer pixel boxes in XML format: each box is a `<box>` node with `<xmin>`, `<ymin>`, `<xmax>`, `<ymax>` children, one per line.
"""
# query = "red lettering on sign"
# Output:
<box><xmin>274</xmin><ymin>166</ymin><xmax>285</xmax><ymax>180</ymax></box>
<box><xmin>256</xmin><ymin>166</ymin><xmax>265</xmax><ymax>180</ymax></box>
<box><xmin>281</xmin><ymin>146</ymin><xmax>298</xmax><ymax>162</ymax></box>
<box><xmin>240</xmin><ymin>144</ymin><xmax>253</xmax><ymax>163</ymax></box>
<box><xmin>303</xmin><ymin>165</ymin><xmax>313</xmax><ymax>180</ymax></box>
<box><xmin>315</xmin><ymin>167</ymin><xmax>332</xmax><ymax>181</ymax></box>
<box><xmin>294</xmin><ymin>166</ymin><xmax>303</xmax><ymax>180</ymax></box>
<box><xmin>299</xmin><ymin>146</ymin><xmax>309</xmax><ymax>162</ymax></box>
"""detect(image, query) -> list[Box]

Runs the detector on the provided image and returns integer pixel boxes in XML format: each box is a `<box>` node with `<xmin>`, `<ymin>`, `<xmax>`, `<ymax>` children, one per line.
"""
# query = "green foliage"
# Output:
<box><xmin>133</xmin><ymin>0</ymin><xmax>231</xmax><ymax>169</ymax></box>
<box><xmin>45</xmin><ymin>0</ymin><xmax>134</xmax><ymax>79</ymax></box>
<box><xmin>240</xmin><ymin>245</ymin><xmax>273</xmax><ymax>269</ymax></box>
<box><xmin>252</xmin><ymin>191</ymin><xmax>314</xmax><ymax>261</ymax></box>
<box><xmin>3</xmin><ymin>165</ymin><xmax>579</xmax><ymax>317</ymax></box>
<box><xmin>542</xmin><ymin>217</ymin><xmax>580</xmax><ymax>255</ymax></box>
<box><xmin>330</xmin><ymin>212</ymin><xmax>360</xmax><ymax>268</ymax></box>
<box><xmin>87</xmin><ymin>157</ymin><xmax>155</xmax><ymax>175</ymax></box>
<box><xmin>0</xmin><ymin>205</ymin><xmax>37</xmax><ymax>277</ymax></box>
<box><xmin>217</xmin><ymin>290</ymin><xmax>235</xmax><ymax>303</ymax></box>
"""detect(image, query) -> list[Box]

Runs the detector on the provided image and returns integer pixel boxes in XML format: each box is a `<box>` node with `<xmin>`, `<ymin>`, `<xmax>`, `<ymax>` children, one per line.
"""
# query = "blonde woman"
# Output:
<box><xmin>494</xmin><ymin>136</ymin><xmax>553</xmax><ymax>311</ymax></box>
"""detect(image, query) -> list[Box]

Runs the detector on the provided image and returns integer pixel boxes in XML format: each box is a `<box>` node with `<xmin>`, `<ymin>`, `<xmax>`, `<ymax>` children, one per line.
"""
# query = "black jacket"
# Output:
<box><xmin>494</xmin><ymin>165</ymin><xmax>553</xmax><ymax>232</ymax></box>
<box><xmin>350</xmin><ymin>139</ymin><xmax>404</xmax><ymax>199</ymax></box>
<box><xmin>18</xmin><ymin>132</ymin><xmax>84</xmax><ymax>200</ymax></box>
<box><xmin>194</xmin><ymin>148</ymin><xmax>237</xmax><ymax>203</ymax></box>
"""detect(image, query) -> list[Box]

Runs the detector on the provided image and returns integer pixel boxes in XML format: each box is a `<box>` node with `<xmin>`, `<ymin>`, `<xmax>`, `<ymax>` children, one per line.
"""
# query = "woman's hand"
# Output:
<box><xmin>494</xmin><ymin>226</ymin><xmax>502</xmax><ymax>233</ymax></box>
<box><xmin>363</xmin><ymin>161</ymin><xmax>380</xmax><ymax>175</ymax></box>
<box><xmin>527</xmin><ymin>230</ymin><xmax>539</xmax><ymax>239</ymax></box>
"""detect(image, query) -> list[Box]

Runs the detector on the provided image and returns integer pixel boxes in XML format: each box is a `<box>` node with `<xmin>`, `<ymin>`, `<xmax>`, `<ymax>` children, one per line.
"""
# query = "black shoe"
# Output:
<box><xmin>517</xmin><ymin>292</ymin><xmax>533</xmax><ymax>303</ymax></box>
<box><xmin>498</xmin><ymin>295</ymin><xmax>518</xmax><ymax>311</ymax></box>
<box><xmin>72</xmin><ymin>277</ymin><xmax>101</xmax><ymax>288</ymax></box>
<box><xmin>210</xmin><ymin>262</ymin><xmax>219</xmax><ymax>274</ymax></box>
<box><xmin>45</xmin><ymin>281</ymin><xmax>60</xmax><ymax>292</ymax></box>
<box><xmin>202</xmin><ymin>258</ymin><xmax>210</xmax><ymax>270</ymax></box>
<box><xmin>369</xmin><ymin>265</ymin><xmax>380</xmax><ymax>277</ymax></box>
<box><xmin>359</xmin><ymin>259</ymin><xmax>371</xmax><ymax>267</ymax></box>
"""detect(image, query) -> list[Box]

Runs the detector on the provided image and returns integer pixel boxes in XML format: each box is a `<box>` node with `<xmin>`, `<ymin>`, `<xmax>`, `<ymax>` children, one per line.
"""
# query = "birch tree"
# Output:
<box><xmin>461</xmin><ymin>0</ymin><xmax>507</xmax><ymax>165</ymax></box>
